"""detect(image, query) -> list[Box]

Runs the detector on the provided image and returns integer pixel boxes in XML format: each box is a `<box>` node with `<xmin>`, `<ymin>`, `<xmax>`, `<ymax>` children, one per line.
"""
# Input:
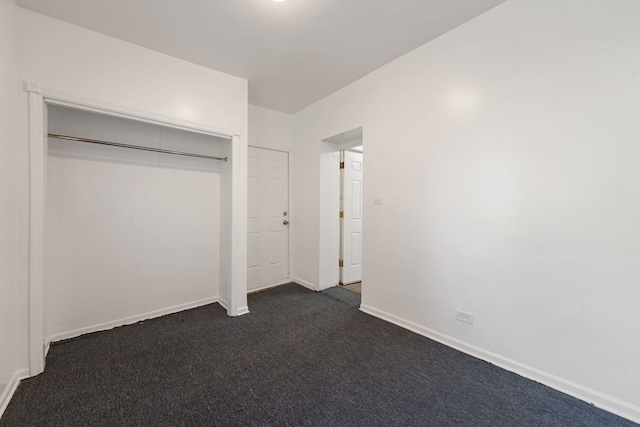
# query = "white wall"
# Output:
<box><xmin>248</xmin><ymin>104</ymin><xmax>294</xmax><ymax>152</ymax></box>
<box><xmin>45</xmin><ymin>106</ymin><xmax>225</xmax><ymax>342</ymax></box>
<box><xmin>13</xmin><ymin>7</ymin><xmax>248</xmax><ymax>375</ymax></box>
<box><xmin>18</xmin><ymin>12</ymin><xmax>247</xmax><ymax>130</ymax></box>
<box><xmin>0</xmin><ymin>0</ymin><xmax>19</xmax><ymax>394</ymax></box>
<box><xmin>293</xmin><ymin>0</ymin><xmax>640</xmax><ymax>422</ymax></box>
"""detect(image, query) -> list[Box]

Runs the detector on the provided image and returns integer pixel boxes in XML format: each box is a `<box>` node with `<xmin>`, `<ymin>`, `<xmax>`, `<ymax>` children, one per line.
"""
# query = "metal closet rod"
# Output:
<box><xmin>48</xmin><ymin>133</ymin><xmax>228</xmax><ymax>162</ymax></box>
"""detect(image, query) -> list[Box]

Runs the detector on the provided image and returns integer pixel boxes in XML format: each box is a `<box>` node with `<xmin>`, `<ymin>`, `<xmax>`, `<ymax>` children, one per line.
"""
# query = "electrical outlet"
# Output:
<box><xmin>456</xmin><ymin>310</ymin><xmax>473</xmax><ymax>324</ymax></box>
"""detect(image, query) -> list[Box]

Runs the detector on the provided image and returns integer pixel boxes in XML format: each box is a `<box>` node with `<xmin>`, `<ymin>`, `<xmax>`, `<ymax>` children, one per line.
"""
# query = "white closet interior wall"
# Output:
<box><xmin>46</xmin><ymin>105</ymin><xmax>227</xmax><ymax>343</ymax></box>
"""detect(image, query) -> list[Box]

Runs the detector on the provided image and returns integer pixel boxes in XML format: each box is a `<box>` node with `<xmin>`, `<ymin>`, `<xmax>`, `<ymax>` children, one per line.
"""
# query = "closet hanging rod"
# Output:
<box><xmin>48</xmin><ymin>133</ymin><xmax>228</xmax><ymax>162</ymax></box>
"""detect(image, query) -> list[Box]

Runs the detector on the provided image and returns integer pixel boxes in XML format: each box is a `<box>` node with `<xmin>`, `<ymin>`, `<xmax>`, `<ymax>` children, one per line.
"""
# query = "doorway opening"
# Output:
<box><xmin>319</xmin><ymin>126</ymin><xmax>364</xmax><ymax>295</ymax></box>
<box><xmin>339</xmin><ymin>146</ymin><xmax>363</xmax><ymax>294</ymax></box>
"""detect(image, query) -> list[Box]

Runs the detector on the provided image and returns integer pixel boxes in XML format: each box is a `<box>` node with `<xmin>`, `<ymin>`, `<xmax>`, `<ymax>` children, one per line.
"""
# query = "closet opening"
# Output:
<box><xmin>44</xmin><ymin>104</ymin><xmax>233</xmax><ymax>347</ymax></box>
<box><xmin>26</xmin><ymin>86</ymin><xmax>248</xmax><ymax>376</ymax></box>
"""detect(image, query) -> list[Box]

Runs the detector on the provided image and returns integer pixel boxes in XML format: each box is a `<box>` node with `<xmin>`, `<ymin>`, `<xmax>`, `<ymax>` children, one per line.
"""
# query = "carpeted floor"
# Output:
<box><xmin>1</xmin><ymin>283</ymin><xmax>636</xmax><ymax>426</ymax></box>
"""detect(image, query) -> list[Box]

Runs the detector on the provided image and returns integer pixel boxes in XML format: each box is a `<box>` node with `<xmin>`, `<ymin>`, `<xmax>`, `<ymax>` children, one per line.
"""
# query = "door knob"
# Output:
<box><xmin>283</xmin><ymin>220</ymin><xmax>289</xmax><ymax>225</ymax></box>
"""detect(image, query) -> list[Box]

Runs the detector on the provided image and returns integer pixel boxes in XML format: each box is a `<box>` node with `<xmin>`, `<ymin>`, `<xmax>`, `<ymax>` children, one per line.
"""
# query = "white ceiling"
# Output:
<box><xmin>16</xmin><ymin>0</ymin><xmax>507</xmax><ymax>113</ymax></box>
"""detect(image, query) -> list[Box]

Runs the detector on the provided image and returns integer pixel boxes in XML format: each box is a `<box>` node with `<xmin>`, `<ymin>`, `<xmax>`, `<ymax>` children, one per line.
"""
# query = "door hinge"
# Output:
<box><xmin>339</xmin><ymin>211</ymin><xmax>344</xmax><ymax>218</ymax></box>
<box><xmin>339</xmin><ymin>259</ymin><xmax>344</xmax><ymax>267</ymax></box>
<box><xmin>340</xmin><ymin>162</ymin><xmax>344</xmax><ymax>169</ymax></box>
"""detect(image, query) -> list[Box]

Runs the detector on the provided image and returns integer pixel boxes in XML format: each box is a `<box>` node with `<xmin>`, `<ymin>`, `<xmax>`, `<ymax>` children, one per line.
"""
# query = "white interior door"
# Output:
<box><xmin>247</xmin><ymin>147</ymin><xmax>289</xmax><ymax>291</ymax></box>
<box><xmin>342</xmin><ymin>150</ymin><xmax>363</xmax><ymax>284</ymax></box>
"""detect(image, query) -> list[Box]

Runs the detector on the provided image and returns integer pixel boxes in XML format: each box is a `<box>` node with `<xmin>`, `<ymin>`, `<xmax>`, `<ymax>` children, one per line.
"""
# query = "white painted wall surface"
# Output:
<box><xmin>248</xmin><ymin>104</ymin><xmax>294</xmax><ymax>152</ymax></box>
<box><xmin>13</xmin><ymin>7</ymin><xmax>248</xmax><ymax>374</ymax></box>
<box><xmin>0</xmin><ymin>0</ymin><xmax>19</xmax><ymax>393</ymax></box>
<box><xmin>45</xmin><ymin>106</ymin><xmax>223</xmax><ymax>342</ymax></box>
<box><xmin>18</xmin><ymin>10</ymin><xmax>246</xmax><ymax>131</ymax></box>
<box><xmin>293</xmin><ymin>0</ymin><xmax>640</xmax><ymax>421</ymax></box>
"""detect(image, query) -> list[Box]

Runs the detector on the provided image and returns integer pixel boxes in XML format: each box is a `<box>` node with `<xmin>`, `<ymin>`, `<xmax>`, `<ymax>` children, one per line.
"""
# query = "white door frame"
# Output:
<box><xmin>25</xmin><ymin>82</ymin><xmax>248</xmax><ymax>376</ymax></box>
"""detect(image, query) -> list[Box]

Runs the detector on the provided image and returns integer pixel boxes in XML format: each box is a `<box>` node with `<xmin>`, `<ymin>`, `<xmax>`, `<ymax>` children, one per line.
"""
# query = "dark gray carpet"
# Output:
<box><xmin>1</xmin><ymin>284</ymin><xmax>636</xmax><ymax>426</ymax></box>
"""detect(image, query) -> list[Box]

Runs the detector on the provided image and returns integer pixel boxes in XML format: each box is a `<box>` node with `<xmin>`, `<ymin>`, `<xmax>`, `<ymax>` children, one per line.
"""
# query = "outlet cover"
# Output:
<box><xmin>456</xmin><ymin>310</ymin><xmax>473</xmax><ymax>324</ymax></box>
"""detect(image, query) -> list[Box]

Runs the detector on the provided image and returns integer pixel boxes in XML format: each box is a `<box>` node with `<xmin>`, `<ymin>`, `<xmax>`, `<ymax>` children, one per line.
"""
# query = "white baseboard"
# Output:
<box><xmin>248</xmin><ymin>280</ymin><xmax>291</xmax><ymax>294</ymax></box>
<box><xmin>318</xmin><ymin>283</ymin><xmax>337</xmax><ymax>291</ymax></box>
<box><xmin>218</xmin><ymin>296</ymin><xmax>229</xmax><ymax>312</ymax></box>
<box><xmin>359</xmin><ymin>304</ymin><xmax>640</xmax><ymax>425</ymax></box>
<box><xmin>46</xmin><ymin>296</ymin><xmax>219</xmax><ymax>347</ymax></box>
<box><xmin>209</xmin><ymin>296</ymin><xmax>247</xmax><ymax>317</ymax></box>
<box><xmin>234</xmin><ymin>306</ymin><xmax>250</xmax><ymax>316</ymax></box>
<box><xmin>290</xmin><ymin>276</ymin><xmax>317</xmax><ymax>291</ymax></box>
<box><xmin>0</xmin><ymin>368</ymin><xmax>29</xmax><ymax>420</ymax></box>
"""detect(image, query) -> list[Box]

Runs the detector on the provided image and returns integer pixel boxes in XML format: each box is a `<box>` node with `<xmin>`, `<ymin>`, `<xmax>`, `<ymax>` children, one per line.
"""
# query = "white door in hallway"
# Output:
<box><xmin>247</xmin><ymin>147</ymin><xmax>289</xmax><ymax>291</ymax></box>
<box><xmin>342</xmin><ymin>150</ymin><xmax>363</xmax><ymax>284</ymax></box>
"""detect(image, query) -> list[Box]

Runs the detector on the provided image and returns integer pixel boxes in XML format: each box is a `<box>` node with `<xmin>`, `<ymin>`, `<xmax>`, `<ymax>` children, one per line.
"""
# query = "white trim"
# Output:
<box><xmin>291</xmin><ymin>276</ymin><xmax>317</xmax><ymax>291</ymax></box>
<box><xmin>46</xmin><ymin>297</ymin><xmax>219</xmax><ymax>346</ymax></box>
<box><xmin>318</xmin><ymin>282</ymin><xmax>337</xmax><ymax>291</ymax></box>
<box><xmin>359</xmin><ymin>304</ymin><xmax>640</xmax><ymax>425</ymax></box>
<box><xmin>235</xmin><ymin>306</ymin><xmax>250</xmax><ymax>316</ymax></box>
<box><xmin>287</xmin><ymin>153</ymin><xmax>294</xmax><ymax>285</ymax></box>
<box><xmin>27</xmin><ymin>86</ymin><xmax>45</xmax><ymax>377</ymax></box>
<box><xmin>218</xmin><ymin>296</ymin><xmax>230</xmax><ymax>312</ymax></box>
<box><xmin>0</xmin><ymin>369</ymin><xmax>29</xmax><ymax>419</ymax></box>
<box><xmin>248</xmin><ymin>280</ymin><xmax>292</xmax><ymax>294</ymax></box>
<box><xmin>227</xmin><ymin>134</ymin><xmax>249</xmax><ymax>316</ymax></box>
